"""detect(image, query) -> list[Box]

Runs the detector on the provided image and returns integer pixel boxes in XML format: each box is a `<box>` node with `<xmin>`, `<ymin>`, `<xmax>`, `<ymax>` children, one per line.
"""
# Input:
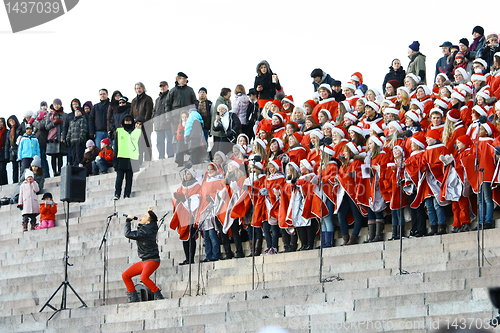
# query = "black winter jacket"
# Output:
<box><xmin>382</xmin><ymin>66</ymin><xmax>406</xmax><ymax>94</ymax></box>
<box><xmin>4</xmin><ymin>115</ymin><xmax>20</xmax><ymax>162</ymax></box>
<box><xmin>195</xmin><ymin>99</ymin><xmax>213</xmax><ymax>131</ymax></box>
<box><xmin>153</xmin><ymin>91</ymin><xmax>170</xmax><ymax>131</ymax></box>
<box><xmin>212</xmin><ymin>111</ymin><xmax>241</xmax><ymax>142</ymax></box>
<box><xmin>89</xmin><ymin>98</ymin><xmax>110</xmax><ymax>135</ymax></box>
<box><xmin>254</xmin><ymin>60</ymin><xmax>282</xmax><ymax>100</ymax></box>
<box><xmin>125</xmin><ymin>218</ymin><xmax>160</xmax><ymax>261</ymax></box>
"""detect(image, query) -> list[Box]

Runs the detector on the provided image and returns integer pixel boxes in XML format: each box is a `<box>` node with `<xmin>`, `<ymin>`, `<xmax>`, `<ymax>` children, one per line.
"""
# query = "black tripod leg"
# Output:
<box><xmin>39</xmin><ymin>282</ymin><xmax>65</xmax><ymax>312</ymax></box>
<box><xmin>66</xmin><ymin>282</ymin><xmax>88</xmax><ymax>308</ymax></box>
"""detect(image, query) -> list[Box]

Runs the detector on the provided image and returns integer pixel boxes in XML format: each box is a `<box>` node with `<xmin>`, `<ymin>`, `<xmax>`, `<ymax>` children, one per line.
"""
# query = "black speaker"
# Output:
<box><xmin>60</xmin><ymin>165</ymin><xmax>86</xmax><ymax>203</ymax></box>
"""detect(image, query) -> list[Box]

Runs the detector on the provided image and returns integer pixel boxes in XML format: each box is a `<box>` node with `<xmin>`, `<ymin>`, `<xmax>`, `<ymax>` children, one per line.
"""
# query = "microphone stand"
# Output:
<box><xmin>98</xmin><ymin>212</ymin><xmax>117</xmax><ymax>306</ymax></box>
<box><xmin>475</xmin><ymin>135</ymin><xmax>481</xmax><ymax>269</ymax></box>
<box><xmin>481</xmin><ymin>169</ymin><xmax>485</xmax><ymax>268</ymax></box>
<box><xmin>398</xmin><ymin>134</ymin><xmax>409</xmax><ymax>275</ymax></box>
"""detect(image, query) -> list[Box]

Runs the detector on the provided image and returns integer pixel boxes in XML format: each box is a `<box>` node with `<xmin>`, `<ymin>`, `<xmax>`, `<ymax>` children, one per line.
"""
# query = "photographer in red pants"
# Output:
<box><xmin>122</xmin><ymin>207</ymin><xmax>164</xmax><ymax>302</ymax></box>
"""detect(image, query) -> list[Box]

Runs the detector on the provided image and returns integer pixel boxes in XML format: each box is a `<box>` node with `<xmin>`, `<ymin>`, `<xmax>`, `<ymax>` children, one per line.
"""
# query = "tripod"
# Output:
<box><xmin>40</xmin><ymin>201</ymin><xmax>87</xmax><ymax>320</ymax></box>
<box><xmin>98</xmin><ymin>212</ymin><xmax>118</xmax><ymax>306</ymax></box>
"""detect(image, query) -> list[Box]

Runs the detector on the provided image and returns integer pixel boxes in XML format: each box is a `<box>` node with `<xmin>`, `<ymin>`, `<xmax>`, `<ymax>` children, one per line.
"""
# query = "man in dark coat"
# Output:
<box><xmin>166</xmin><ymin>72</ymin><xmax>197</xmax><ymax>135</ymax></box>
<box><xmin>152</xmin><ymin>81</ymin><xmax>172</xmax><ymax>159</ymax></box>
<box><xmin>110</xmin><ymin>97</ymin><xmax>131</xmax><ymax>139</ymax></box>
<box><xmin>435</xmin><ymin>41</ymin><xmax>452</xmax><ymax>79</ymax></box>
<box><xmin>311</xmin><ymin>68</ymin><xmax>335</xmax><ymax>92</ymax></box>
<box><xmin>33</xmin><ymin>102</ymin><xmax>50</xmax><ymax>177</ymax></box>
<box><xmin>331</xmin><ymin>80</ymin><xmax>346</xmax><ymax>102</ymax></box>
<box><xmin>89</xmin><ymin>89</ymin><xmax>110</xmax><ymax>146</ymax></box>
<box><xmin>130</xmin><ymin>82</ymin><xmax>154</xmax><ymax>121</ymax></box>
<box><xmin>194</xmin><ymin>87</ymin><xmax>212</xmax><ymax>145</ymax></box>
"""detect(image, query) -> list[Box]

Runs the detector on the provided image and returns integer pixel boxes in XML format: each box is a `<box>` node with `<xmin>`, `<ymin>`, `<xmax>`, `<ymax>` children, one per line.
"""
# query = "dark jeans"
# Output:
<box><xmin>71</xmin><ymin>143</ymin><xmax>85</xmax><ymax>167</ymax></box>
<box><xmin>248</xmin><ymin>226</ymin><xmax>263</xmax><ymax>240</ymax></box>
<box><xmin>92</xmin><ymin>159</ymin><xmax>113</xmax><ymax>174</ymax></box>
<box><xmin>20</xmin><ymin>158</ymin><xmax>33</xmax><ymax>175</ymax></box>
<box><xmin>156</xmin><ymin>130</ymin><xmax>174</xmax><ymax>159</ymax></box>
<box><xmin>203</xmin><ymin>229</ymin><xmax>220</xmax><ymax>260</ymax></box>
<box><xmin>51</xmin><ymin>154</ymin><xmax>63</xmax><ymax>176</ymax></box>
<box><xmin>115</xmin><ymin>169</ymin><xmax>133</xmax><ymax>198</ymax></box>
<box><xmin>338</xmin><ymin>194</ymin><xmax>363</xmax><ymax>236</ymax></box>
<box><xmin>262</xmin><ymin>221</ymin><xmax>280</xmax><ymax>250</ymax></box>
<box><xmin>221</xmin><ymin>219</ymin><xmax>244</xmax><ymax>256</ymax></box>
<box><xmin>0</xmin><ymin>161</ymin><xmax>7</xmax><ymax>185</ymax></box>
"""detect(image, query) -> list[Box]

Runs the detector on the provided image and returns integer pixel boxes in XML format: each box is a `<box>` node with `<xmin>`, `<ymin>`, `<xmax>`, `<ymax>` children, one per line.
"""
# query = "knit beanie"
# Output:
<box><xmin>409</xmin><ymin>41</ymin><xmax>420</xmax><ymax>52</ymax></box>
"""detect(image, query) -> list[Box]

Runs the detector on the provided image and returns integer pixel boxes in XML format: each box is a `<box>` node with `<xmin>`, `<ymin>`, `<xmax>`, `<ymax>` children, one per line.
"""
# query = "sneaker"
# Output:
<box><xmin>267</xmin><ymin>247</ymin><xmax>277</xmax><ymax>255</ymax></box>
<box><xmin>263</xmin><ymin>248</ymin><xmax>270</xmax><ymax>255</ymax></box>
<box><xmin>451</xmin><ymin>226</ymin><xmax>460</xmax><ymax>233</ymax></box>
<box><xmin>124</xmin><ymin>195</ymin><xmax>130</xmax><ymax>199</ymax></box>
<box><xmin>459</xmin><ymin>224</ymin><xmax>470</xmax><ymax>232</ymax></box>
<box><xmin>113</xmin><ymin>195</ymin><xmax>119</xmax><ymax>200</ymax></box>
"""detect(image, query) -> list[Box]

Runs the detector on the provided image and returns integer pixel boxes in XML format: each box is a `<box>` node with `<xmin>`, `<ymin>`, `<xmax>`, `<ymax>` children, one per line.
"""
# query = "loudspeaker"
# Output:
<box><xmin>60</xmin><ymin>165</ymin><xmax>86</xmax><ymax>203</ymax></box>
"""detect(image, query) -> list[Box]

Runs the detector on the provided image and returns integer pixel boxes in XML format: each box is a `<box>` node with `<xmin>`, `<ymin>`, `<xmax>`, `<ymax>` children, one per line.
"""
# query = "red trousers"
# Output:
<box><xmin>122</xmin><ymin>260</ymin><xmax>160</xmax><ymax>292</ymax></box>
<box><xmin>452</xmin><ymin>196</ymin><xmax>471</xmax><ymax>228</ymax></box>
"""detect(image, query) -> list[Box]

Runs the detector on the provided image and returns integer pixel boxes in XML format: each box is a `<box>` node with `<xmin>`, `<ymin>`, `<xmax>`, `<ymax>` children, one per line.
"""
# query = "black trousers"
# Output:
<box><xmin>115</xmin><ymin>169</ymin><xmax>133</xmax><ymax>197</ymax></box>
<box><xmin>0</xmin><ymin>161</ymin><xmax>7</xmax><ymax>185</ymax></box>
<box><xmin>220</xmin><ymin>219</ymin><xmax>244</xmax><ymax>256</ymax></box>
<box><xmin>71</xmin><ymin>143</ymin><xmax>85</xmax><ymax>167</ymax></box>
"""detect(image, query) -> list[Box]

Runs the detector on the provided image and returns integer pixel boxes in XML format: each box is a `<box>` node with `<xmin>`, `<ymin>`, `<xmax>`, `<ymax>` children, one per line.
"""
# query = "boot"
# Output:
<box><xmin>345</xmin><ymin>234</ymin><xmax>358</xmax><ymax>246</ymax></box>
<box><xmin>371</xmin><ymin>222</ymin><xmax>384</xmax><ymax>242</ymax></box>
<box><xmin>222</xmin><ymin>250</ymin><xmax>234</xmax><ymax>260</ymax></box>
<box><xmin>289</xmin><ymin>240</ymin><xmax>298</xmax><ymax>252</ymax></box>
<box><xmin>363</xmin><ymin>222</ymin><xmax>376</xmax><ymax>243</ymax></box>
<box><xmin>427</xmin><ymin>225</ymin><xmax>438</xmax><ymax>236</ymax></box>
<box><xmin>22</xmin><ymin>221</ymin><xmax>28</xmax><ymax>232</ymax></box>
<box><xmin>388</xmin><ymin>226</ymin><xmax>399</xmax><ymax>240</ymax></box>
<box><xmin>127</xmin><ymin>291</ymin><xmax>139</xmax><ymax>303</ymax></box>
<box><xmin>283</xmin><ymin>244</ymin><xmax>291</xmax><ymax>253</ymax></box>
<box><xmin>153</xmin><ymin>289</ymin><xmax>164</xmax><ymax>300</ymax></box>
<box><xmin>254</xmin><ymin>238</ymin><xmax>263</xmax><ymax>256</ymax></box>
<box><xmin>325</xmin><ymin>231</ymin><xmax>334</xmax><ymax>248</ymax></box>
<box><xmin>315</xmin><ymin>231</ymin><xmax>327</xmax><ymax>249</ymax></box>
<box><xmin>437</xmin><ymin>225</ymin><xmax>447</xmax><ymax>235</ymax></box>
<box><xmin>459</xmin><ymin>224</ymin><xmax>470</xmax><ymax>232</ymax></box>
<box><xmin>30</xmin><ymin>221</ymin><xmax>36</xmax><ymax>230</ymax></box>
<box><xmin>341</xmin><ymin>235</ymin><xmax>350</xmax><ymax>246</ymax></box>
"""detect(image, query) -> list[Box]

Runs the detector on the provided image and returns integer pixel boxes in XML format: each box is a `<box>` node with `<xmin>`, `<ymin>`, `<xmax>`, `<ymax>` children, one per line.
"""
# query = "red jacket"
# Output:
<box><xmin>98</xmin><ymin>146</ymin><xmax>113</xmax><ymax>163</ymax></box>
<box><xmin>39</xmin><ymin>202</ymin><xmax>57</xmax><ymax>221</ymax></box>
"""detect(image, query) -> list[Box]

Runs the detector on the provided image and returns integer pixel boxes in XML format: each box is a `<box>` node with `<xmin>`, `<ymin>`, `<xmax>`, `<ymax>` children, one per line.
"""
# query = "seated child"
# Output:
<box><xmin>92</xmin><ymin>138</ymin><xmax>114</xmax><ymax>174</ymax></box>
<box><xmin>36</xmin><ymin>192</ymin><xmax>57</xmax><ymax>229</ymax></box>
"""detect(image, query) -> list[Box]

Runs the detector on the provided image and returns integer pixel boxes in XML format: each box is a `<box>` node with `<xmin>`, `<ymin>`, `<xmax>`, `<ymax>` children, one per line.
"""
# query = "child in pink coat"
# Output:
<box><xmin>18</xmin><ymin>169</ymin><xmax>40</xmax><ymax>231</ymax></box>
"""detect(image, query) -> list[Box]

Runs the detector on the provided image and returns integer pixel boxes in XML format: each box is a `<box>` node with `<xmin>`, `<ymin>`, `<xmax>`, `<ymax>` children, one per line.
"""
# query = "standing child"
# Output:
<box><xmin>66</xmin><ymin>107</ymin><xmax>89</xmax><ymax>166</ymax></box>
<box><xmin>37</xmin><ymin>192</ymin><xmax>57</xmax><ymax>229</ymax></box>
<box><xmin>18</xmin><ymin>170</ymin><xmax>40</xmax><ymax>231</ymax></box>
<box><xmin>17</xmin><ymin>124</ymin><xmax>40</xmax><ymax>174</ymax></box>
<box><xmin>175</xmin><ymin>110</ymin><xmax>189</xmax><ymax>167</ymax></box>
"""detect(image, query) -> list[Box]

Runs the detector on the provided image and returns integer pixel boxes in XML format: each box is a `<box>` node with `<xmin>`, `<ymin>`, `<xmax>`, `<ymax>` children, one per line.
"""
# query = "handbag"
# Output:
<box><xmin>46</xmin><ymin>141</ymin><xmax>68</xmax><ymax>156</ymax></box>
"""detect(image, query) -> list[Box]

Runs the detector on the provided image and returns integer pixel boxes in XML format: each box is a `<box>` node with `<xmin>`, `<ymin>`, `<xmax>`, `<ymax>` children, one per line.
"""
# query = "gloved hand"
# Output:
<box><xmin>229</xmin><ymin>181</ymin><xmax>239</xmax><ymax>192</ymax></box>
<box><xmin>29</xmin><ymin>117</ymin><xmax>35</xmax><ymax>125</ymax></box>
<box><xmin>17</xmin><ymin>204</ymin><xmax>23</xmax><ymax>211</ymax></box>
<box><xmin>108</xmin><ymin>131</ymin><xmax>114</xmax><ymax>140</ymax></box>
<box><xmin>272</xmin><ymin>188</ymin><xmax>280</xmax><ymax>197</ymax></box>
<box><xmin>311</xmin><ymin>175</ymin><xmax>319</xmax><ymax>185</ymax></box>
<box><xmin>53</xmin><ymin>117</ymin><xmax>63</xmax><ymax>125</ymax></box>
<box><xmin>37</xmin><ymin>111</ymin><xmax>46</xmax><ymax>121</ymax></box>
<box><xmin>259</xmin><ymin>188</ymin><xmax>268</xmax><ymax>196</ymax></box>
<box><xmin>174</xmin><ymin>192</ymin><xmax>186</xmax><ymax>202</ymax></box>
<box><xmin>95</xmin><ymin>156</ymin><xmax>101</xmax><ymax>162</ymax></box>
<box><xmin>280</xmin><ymin>154</ymin><xmax>289</xmax><ymax>164</ymax></box>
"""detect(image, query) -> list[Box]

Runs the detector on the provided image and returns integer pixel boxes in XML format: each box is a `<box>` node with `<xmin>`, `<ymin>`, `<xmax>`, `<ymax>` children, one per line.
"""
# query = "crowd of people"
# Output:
<box><xmin>2</xmin><ymin>26</ymin><xmax>500</xmax><ymax>262</ymax></box>
<box><xmin>169</xmin><ymin>26</ymin><xmax>500</xmax><ymax>263</ymax></box>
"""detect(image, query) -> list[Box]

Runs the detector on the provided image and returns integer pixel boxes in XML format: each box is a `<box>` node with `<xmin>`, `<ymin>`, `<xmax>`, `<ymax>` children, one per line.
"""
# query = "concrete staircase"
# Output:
<box><xmin>0</xmin><ymin>157</ymin><xmax>499</xmax><ymax>333</ymax></box>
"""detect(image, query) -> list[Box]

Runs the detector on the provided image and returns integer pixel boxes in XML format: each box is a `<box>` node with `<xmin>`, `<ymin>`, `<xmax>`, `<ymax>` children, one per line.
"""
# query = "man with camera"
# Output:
<box><xmin>211</xmin><ymin>103</ymin><xmax>241</xmax><ymax>155</ymax></box>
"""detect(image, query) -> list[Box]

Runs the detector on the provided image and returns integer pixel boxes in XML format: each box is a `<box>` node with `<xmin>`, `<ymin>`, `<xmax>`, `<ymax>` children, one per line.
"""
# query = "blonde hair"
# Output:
<box><xmin>369</xmin><ymin>137</ymin><xmax>382</xmax><ymax>159</ymax></box>
<box><xmin>321</xmin><ymin>151</ymin><xmax>332</xmax><ymax>170</ymax></box>
<box><xmin>336</xmin><ymin>102</ymin><xmax>349</xmax><ymax>126</ymax></box>
<box><xmin>441</xmin><ymin>117</ymin><xmax>456</xmax><ymax>144</ymax></box>
<box><xmin>291</xmin><ymin>106</ymin><xmax>307</xmax><ymax>120</ymax></box>
<box><xmin>262</xmin><ymin>101</ymin><xmax>273</xmax><ymax>119</ymax></box>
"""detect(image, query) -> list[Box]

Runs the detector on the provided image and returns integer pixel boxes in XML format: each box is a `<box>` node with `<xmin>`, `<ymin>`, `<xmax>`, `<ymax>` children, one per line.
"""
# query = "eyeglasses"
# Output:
<box><xmin>119</xmin><ymin>101</ymin><xmax>126</xmax><ymax>105</ymax></box>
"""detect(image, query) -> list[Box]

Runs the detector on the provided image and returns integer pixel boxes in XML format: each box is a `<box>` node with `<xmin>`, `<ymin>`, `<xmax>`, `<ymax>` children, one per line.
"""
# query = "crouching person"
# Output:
<box><xmin>122</xmin><ymin>207</ymin><xmax>164</xmax><ymax>302</ymax></box>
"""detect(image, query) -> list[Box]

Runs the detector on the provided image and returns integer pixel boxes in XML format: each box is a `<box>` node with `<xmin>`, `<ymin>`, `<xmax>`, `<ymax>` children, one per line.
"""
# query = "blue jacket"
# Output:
<box><xmin>17</xmin><ymin>134</ymin><xmax>40</xmax><ymax>161</ymax></box>
<box><xmin>185</xmin><ymin>110</ymin><xmax>204</xmax><ymax>138</ymax></box>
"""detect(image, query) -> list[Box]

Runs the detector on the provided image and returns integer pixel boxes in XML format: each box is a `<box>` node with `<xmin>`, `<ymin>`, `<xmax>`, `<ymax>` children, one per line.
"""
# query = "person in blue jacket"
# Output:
<box><xmin>17</xmin><ymin>124</ymin><xmax>40</xmax><ymax>175</ymax></box>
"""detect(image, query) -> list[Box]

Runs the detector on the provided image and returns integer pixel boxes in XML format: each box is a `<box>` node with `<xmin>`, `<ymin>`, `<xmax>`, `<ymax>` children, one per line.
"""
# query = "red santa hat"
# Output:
<box><xmin>370</xmin><ymin>136</ymin><xmax>384</xmax><ymax>148</ymax></box>
<box><xmin>213</xmin><ymin>151</ymin><xmax>227</xmax><ymax>163</ymax></box>
<box><xmin>477</xmin><ymin>89</ymin><xmax>491</xmax><ymax>100</ymax></box>
<box><xmin>471</xmin><ymin>72</ymin><xmax>487</xmax><ymax>82</ymax></box>
<box><xmin>323</xmin><ymin>145</ymin><xmax>336</xmax><ymax>156</ymax></box>
<box><xmin>341</xmin><ymin>100</ymin><xmax>353</xmax><ymax>112</ymax></box>
<box><xmin>426</xmin><ymin>129</ymin><xmax>441</xmax><ymax>141</ymax></box>
<box><xmin>318</xmin><ymin>83</ymin><xmax>332</xmax><ymax>94</ymax></box>
<box><xmin>481</xmin><ymin>122</ymin><xmax>496</xmax><ymax>137</ymax></box>
<box><xmin>365</xmin><ymin>101</ymin><xmax>380</xmax><ymax>112</ymax></box>
<box><xmin>451</xmin><ymin>90</ymin><xmax>466</xmax><ymax>102</ymax></box>
<box><xmin>237</xmin><ymin>133</ymin><xmax>249</xmax><ymax>145</ymax></box>
<box><xmin>270</xmin><ymin>137</ymin><xmax>284</xmax><ymax>150</ymax></box>
<box><xmin>456</xmin><ymin>135</ymin><xmax>472</xmax><ymax>148</ymax></box>
<box><xmin>345</xmin><ymin>142</ymin><xmax>360</xmax><ymax>155</ymax></box>
<box><xmin>455</xmin><ymin>68</ymin><xmax>469</xmax><ymax>81</ymax></box>
<box><xmin>388</xmin><ymin>120</ymin><xmax>403</xmax><ymax>134</ymax></box>
<box><xmin>101</xmin><ymin>138</ymin><xmax>111</xmax><ymax>146</ymax></box>
<box><xmin>370</xmin><ymin>123</ymin><xmax>384</xmax><ymax>135</ymax></box>
<box><xmin>472</xmin><ymin>105</ymin><xmax>488</xmax><ymax>117</ymax></box>
<box><xmin>447</xmin><ymin>109</ymin><xmax>461</xmax><ymax>122</ymax></box>
<box><xmin>282</xmin><ymin>95</ymin><xmax>294</xmax><ymax>105</ymax></box>
<box><xmin>322</xmin><ymin>121</ymin><xmax>336</xmax><ymax>132</ymax></box>
<box><xmin>260</xmin><ymin>122</ymin><xmax>272</xmax><ymax>133</ymax></box>
<box><xmin>228</xmin><ymin>158</ymin><xmax>243</xmax><ymax>170</ymax></box>
<box><xmin>268</xmin><ymin>159</ymin><xmax>282</xmax><ymax>172</ymax></box>
<box><xmin>233</xmin><ymin>144</ymin><xmax>246</xmax><ymax>155</ymax></box>
<box><xmin>384</xmin><ymin>107</ymin><xmax>400</xmax><ymax>115</ymax></box>
<box><xmin>406</xmin><ymin>73</ymin><xmax>421</xmax><ymax>84</ymax></box>
<box><xmin>333</xmin><ymin>126</ymin><xmax>348</xmax><ymax>138</ymax></box>
<box><xmin>273</xmin><ymin>112</ymin><xmax>286</xmax><ymax>123</ymax></box>
<box><xmin>411</xmin><ymin>133</ymin><xmax>427</xmax><ymax>149</ymax></box>
<box><xmin>319</xmin><ymin>109</ymin><xmax>332</xmax><ymax>120</ymax></box>
<box><xmin>304</xmin><ymin>99</ymin><xmax>317</xmax><ymax>109</ymax></box>
<box><xmin>343</xmin><ymin>81</ymin><xmax>356</xmax><ymax>91</ymax></box>
<box><xmin>458</xmin><ymin>83</ymin><xmax>473</xmax><ymax>95</ymax></box>
<box><xmin>473</xmin><ymin>58</ymin><xmax>488</xmax><ymax>68</ymax></box>
<box><xmin>344</xmin><ymin>112</ymin><xmax>357</xmax><ymax>122</ymax></box>
<box><xmin>410</xmin><ymin>100</ymin><xmax>424</xmax><ymax>112</ymax></box>
<box><xmin>405</xmin><ymin>110</ymin><xmax>420</xmax><ymax>123</ymax></box>
<box><xmin>272</xmin><ymin>99</ymin><xmax>283</xmax><ymax>110</ymax></box>
<box><xmin>349</xmin><ymin>124</ymin><xmax>364</xmax><ymax>135</ymax></box>
<box><xmin>286</xmin><ymin>120</ymin><xmax>300</xmax><ymax>129</ymax></box>
<box><xmin>291</xmin><ymin>132</ymin><xmax>303</xmax><ymax>144</ymax></box>
<box><xmin>351</xmin><ymin>72</ymin><xmax>363</xmax><ymax>84</ymax></box>
<box><xmin>255</xmin><ymin>138</ymin><xmax>268</xmax><ymax>150</ymax></box>
<box><xmin>300</xmin><ymin>159</ymin><xmax>316</xmax><ymax>172</ymax></box>
<box><xmin>436</xmin><ymin>73</ymin><xmax>448</xmax><ymax>83</ymax></box>
<box><xmin>208</xmin><ymin>162</ymin><xmax>222</xmax><ymax>174</ymax></box>
<box><xmin>429</xmin><ymin>108</ymin><xmax>444</xmax><ymax>118</ymax></box>
<box><xmin>397</xmin><ymin>87</ymin><xmax>410</xmax><ymax>96</ymax></box>
<box><xmin>417</xmin><ymin>85</ymin><xmax>432</xmax><ymax>96</ymax></box>
<box><xmin>310</xmin><ymin>129</ymin><xmax>324</xmax><ymax>140</ymax></box>
<box><xmin>287</xmin><ymin>161</ymin><xmax>300</xmax><ymax>174</ymax></box>
<box><xmin>382</xmin><ymin>99</ymin><xmax>396</xmax><ymax>108</ymax></box>
<box><xmin>434</xmin><ymin>99</ymin><xmax>448</xmax><ymax>110</ymax></box>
